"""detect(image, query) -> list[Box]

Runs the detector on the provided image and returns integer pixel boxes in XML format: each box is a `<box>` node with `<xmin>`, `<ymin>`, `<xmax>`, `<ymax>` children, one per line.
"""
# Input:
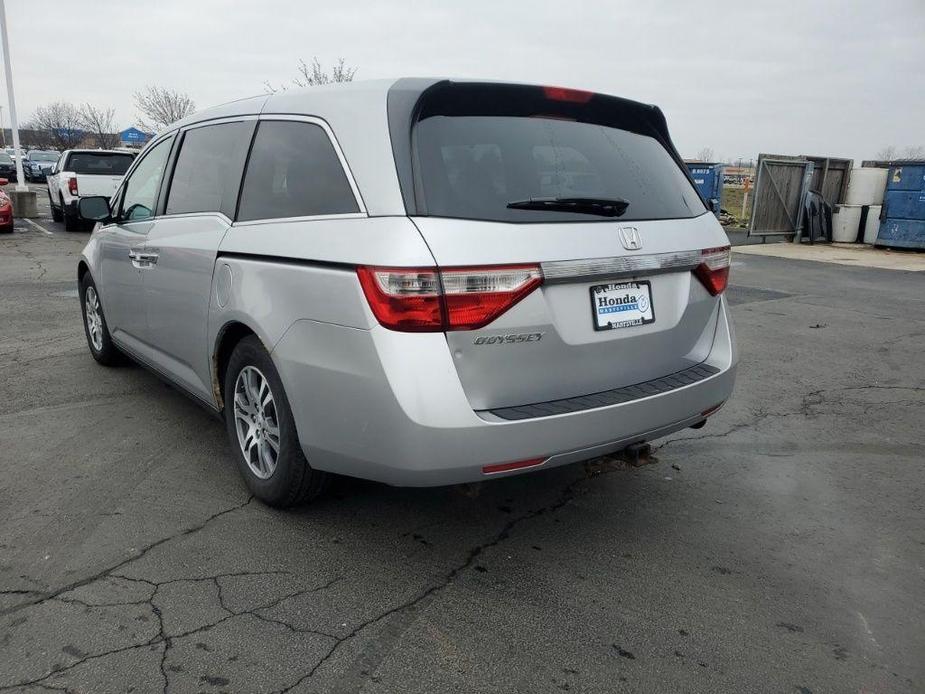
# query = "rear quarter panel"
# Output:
<box><xmin>208</xmin><ymin>216</ymin><xmax>436</xmax><ymax>404</ymax></box>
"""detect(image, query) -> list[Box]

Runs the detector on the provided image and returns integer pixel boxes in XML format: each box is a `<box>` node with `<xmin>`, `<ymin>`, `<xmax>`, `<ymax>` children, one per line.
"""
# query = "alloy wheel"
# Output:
<box><xmin>84</xmin><ymin>286</ymin><xmax>104</xmax><ymax>352</ymax></box>
<box><xmin>233</xmin><ymin>366</ymin><xmax>281</xmax><ymax>479</ymax></box>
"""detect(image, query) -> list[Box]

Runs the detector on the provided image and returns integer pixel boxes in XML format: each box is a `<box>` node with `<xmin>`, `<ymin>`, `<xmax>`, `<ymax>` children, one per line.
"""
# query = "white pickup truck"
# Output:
<box><xmin>47</xmin><ymin>149</ymin><xmax>136</xmax><ymax>231</ymax></box>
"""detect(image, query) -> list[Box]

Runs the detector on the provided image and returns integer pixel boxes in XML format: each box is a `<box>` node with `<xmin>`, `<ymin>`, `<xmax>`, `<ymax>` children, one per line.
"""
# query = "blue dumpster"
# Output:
<box><xmin>878</xmin><ymin>162</ymin><xmax>925</xmax><ymax>249</ymax></box>
<box><xmin>686</xmin><ymin>163</ymin><xmax>724</xmax><ymax>218</ymax></box>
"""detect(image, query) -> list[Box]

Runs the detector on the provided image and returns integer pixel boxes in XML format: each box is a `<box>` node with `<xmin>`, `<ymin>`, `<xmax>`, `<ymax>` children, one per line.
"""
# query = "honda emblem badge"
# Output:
<box><xmin>618</xmin><ymin>227</ymin><xmax>642</xmax><ymax>251</ymax></box>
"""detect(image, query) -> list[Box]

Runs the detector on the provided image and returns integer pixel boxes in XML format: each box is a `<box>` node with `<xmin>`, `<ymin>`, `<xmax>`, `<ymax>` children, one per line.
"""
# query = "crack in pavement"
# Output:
<box><xmin>7</xmin><ymin>384</ymin><xmax>919</xmax><ymax>691</ymax></box>
<box><xmin>0</xmin><ymin>571</ymin><xmax>346</xmax><ymax>692</ymax></box>
<box><xmin>275</xmin><ymin>467</ymin><xmax>612</xmax><ymax>693</ymax></box>
<box><xmin>0</xmin><ymin>496</ymin><xmax>255</xmax><ymax>619</ymax></box>
<box><xmin>656</xmin><ymin>383</ymin><xmax>925</xmax><ymax>450</ymax></box>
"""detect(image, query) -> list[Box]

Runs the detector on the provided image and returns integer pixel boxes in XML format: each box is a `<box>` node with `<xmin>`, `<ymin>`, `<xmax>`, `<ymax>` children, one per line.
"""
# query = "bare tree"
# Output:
<box><xmin>695</xmin><ymin>147</ymin><xmax>715</xmax><ymax>162</ymax></box>
<box><xmin>876</xmin><ymin>145</ymin><xmax>897</xmax><ymax>161</ymax></box>
<box><xmin>264</xmin><ymin>57</ymin><xmax>357</xmax><ymax>93</ymax></box>
<box><xmin>133</xmin><ymin>86</ymin><xmax>195</xmax><ymax>131</ymax></box>
<box><xmin>25</xmin><ymin>102</ymin><xmax>84</xmax><ymax>149</ymax></box>
<box><xmin>875</xmin><ymin>145</ymin><xmax>925</xmax><ymax>162</ymax></box>
<box><xmin>78</xmin><ymin>104</ymin><xmax>119</xmax><ymax>148</ymax></box>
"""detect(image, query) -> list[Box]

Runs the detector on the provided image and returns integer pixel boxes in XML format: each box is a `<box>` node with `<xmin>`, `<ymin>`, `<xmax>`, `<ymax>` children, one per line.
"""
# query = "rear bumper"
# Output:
<box><xmin>273</xmin><ymin>297</ymin><xmax>737</xmax><ymax>486</ymax></box>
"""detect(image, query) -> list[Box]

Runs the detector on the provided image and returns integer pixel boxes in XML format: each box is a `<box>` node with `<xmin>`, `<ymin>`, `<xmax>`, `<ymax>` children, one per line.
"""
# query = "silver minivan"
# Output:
<box><xmin>77</xmin><ymin>79</ymin><xmax>737</xmax><ymax>507</ymax></box>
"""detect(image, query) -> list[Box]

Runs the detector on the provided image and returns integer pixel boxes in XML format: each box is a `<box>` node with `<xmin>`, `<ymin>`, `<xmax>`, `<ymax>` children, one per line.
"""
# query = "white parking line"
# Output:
<box><xmin>22</xmin><ymin>218</ymin><xmax>54</xmax><ymax>236</ymax></box>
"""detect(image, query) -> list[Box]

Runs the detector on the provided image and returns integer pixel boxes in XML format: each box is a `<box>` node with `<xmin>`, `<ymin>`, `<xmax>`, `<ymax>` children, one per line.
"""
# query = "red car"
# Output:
<box><xmin>0</xmin><ymin>178</ymin><xmax>12</xmax><ymax>233</ymax></box>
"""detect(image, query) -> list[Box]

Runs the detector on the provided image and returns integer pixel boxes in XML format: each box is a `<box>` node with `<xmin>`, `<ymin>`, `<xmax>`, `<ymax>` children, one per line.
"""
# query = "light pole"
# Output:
<box><xmin>0</xmin><ymin>0</ymin><xmax>37</xmax><ymax>215</ymax></box>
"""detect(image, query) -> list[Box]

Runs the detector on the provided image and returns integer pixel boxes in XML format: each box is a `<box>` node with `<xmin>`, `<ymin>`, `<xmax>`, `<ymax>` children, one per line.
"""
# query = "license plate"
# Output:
<box><xmin>590</xmin><ymin>281</ymin><xmax>655</xmax><ymax>331</ymax></box>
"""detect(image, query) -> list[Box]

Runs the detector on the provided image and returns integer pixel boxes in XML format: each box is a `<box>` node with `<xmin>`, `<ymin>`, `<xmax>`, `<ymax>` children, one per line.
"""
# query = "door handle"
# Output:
<box><xmin>128</xmin><ymin>249</ymin><xmax>159</xmax><ymax>268</ymax></box>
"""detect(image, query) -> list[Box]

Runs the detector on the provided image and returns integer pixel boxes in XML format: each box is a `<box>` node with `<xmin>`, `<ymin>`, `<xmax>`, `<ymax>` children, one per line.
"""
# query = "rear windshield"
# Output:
<box><xmin>414</xmin><ymin>116</ymin><xmax>703</xmax><ymax>223</ymax></box>
<box><xmin>406</xmin><ymin>83</ymin><xmax>705</xmax><ymax>223</ymax></box>
<box><xmin>66</xmin><ymin>152</ymin><xmax>134</xmax><ymax>175</ymax></box>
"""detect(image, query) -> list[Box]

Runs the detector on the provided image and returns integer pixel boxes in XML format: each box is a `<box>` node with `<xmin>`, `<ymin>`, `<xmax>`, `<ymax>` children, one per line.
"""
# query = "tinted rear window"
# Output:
<box><xmin>237</xmin><ymin>121</ymin><xmax>359</xmax><ymax>222</ymax></box>
<box><xmin>414</xmin><ymin>115</ymin><xmax>703</xmax><ymax>223</ymax></box>
<box><xmin>66</xmin><ymin>152</ymin><xmax>134</xmax><ymax>175</ymax></box>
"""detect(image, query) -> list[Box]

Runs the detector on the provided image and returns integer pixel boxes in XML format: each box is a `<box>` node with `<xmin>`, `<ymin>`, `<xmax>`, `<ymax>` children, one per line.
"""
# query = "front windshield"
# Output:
<box><xmin>31</xmin><ymin>152</ymin><xmax>59</xmax><ymax>162</ymax></box>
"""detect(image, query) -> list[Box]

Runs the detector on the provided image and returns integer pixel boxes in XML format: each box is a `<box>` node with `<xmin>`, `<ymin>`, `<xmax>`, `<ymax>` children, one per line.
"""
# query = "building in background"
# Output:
<box><xmin>119</xmin><ymin>127</ymin><xmax>154</xmax><ymax>149</ymax></box>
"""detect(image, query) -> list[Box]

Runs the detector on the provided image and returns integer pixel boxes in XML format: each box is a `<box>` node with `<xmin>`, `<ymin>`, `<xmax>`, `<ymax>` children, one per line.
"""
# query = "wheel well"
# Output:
<box><xmin>213</xmin><ymin>322</ymin><xmax>256</xmax><ymax>409</ymax></box>
<box><xmin>77</xmin><ymin>261</ymin><xmax>89</xmax><ymax>283</ymax></box>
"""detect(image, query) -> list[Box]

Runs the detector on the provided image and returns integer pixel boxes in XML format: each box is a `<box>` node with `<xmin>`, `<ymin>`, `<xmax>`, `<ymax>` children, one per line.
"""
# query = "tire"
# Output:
<box><xmin>223</xmin><ymin>336</ymin><xmax>328</xmax><ymax>507</ymax></box>
<box><xmin>63</xmin><ymin>197</ymin><xmax>80</xmax><ymax>231</ymax></box>
<box><xmin>50</xmin><ymin>193</ymin><xmax>63</xmax><ymax>222</ymax></box>
<box><xmin>79</xmin><ymin>273</ymin><xmax>121</xmax><ymax>366</ymax></box>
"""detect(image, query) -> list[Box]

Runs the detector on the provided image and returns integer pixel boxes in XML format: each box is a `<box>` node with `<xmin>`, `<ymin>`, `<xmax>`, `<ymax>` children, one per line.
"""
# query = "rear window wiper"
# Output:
<box><xmin>506</xmin><ymin>196</ymin><xmax>630</xmax><ymax>217</ymax></box>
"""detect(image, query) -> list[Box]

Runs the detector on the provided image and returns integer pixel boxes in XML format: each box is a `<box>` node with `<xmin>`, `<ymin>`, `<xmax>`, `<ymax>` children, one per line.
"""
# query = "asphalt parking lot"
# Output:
<box><xmin>1</xmin><ymin>192</ymin><xmax>923</xmax><ymax>693</ymax></box>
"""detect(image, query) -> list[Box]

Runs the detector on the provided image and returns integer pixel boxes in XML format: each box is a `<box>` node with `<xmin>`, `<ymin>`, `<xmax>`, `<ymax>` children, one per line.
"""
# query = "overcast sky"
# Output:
<box><xmin>2</xmin><ymin>0</ymin><xmax>923</xmax><ymax>162</ymax></box>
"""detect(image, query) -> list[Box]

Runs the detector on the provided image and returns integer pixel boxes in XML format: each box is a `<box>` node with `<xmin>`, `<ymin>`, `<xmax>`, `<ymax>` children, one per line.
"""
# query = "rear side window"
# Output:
<box><xmin>65</xmin><ymin>152</ymin><xmax>134</xmax><ymax>176</ymax></box>
<box><xmin>237</xmin><ymin>121</ymin><xmax>359</xmax><ymax>222</ymax></box>
<box><xmin>166</xmin><ymin>121</ymin><xmax>253</xmax><ymax>217</ymax></box>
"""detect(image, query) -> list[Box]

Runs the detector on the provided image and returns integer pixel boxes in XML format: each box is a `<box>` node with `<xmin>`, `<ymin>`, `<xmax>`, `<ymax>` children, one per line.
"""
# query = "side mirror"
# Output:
<box><xmin>79</xmin><ymin>196</ymin><xmax>112</xmax><ymax>222</ymax></box>
<box><xmin>0</xmin><ymin>178</ymin><xmax>7</xmax><ymax>186</ymax></box>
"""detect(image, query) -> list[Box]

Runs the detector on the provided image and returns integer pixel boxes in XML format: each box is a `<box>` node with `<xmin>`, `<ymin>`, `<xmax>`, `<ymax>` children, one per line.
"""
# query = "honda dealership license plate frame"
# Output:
<box><xmin>589</xmin><ymin>280</ymin><xmax>656</xmax><ymax>331</ymax></box>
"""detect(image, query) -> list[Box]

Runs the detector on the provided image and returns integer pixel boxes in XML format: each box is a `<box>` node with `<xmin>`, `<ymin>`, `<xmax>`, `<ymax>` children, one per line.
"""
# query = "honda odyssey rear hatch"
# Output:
<box><xmin>376</xmin><ymin>81</ymin><xmax>730</xmax><ymax>411</ymax></box>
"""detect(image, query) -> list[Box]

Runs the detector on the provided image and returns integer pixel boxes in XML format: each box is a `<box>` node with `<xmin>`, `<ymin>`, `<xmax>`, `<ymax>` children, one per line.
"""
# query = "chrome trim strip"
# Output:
<box><xmin>157</xmin><ymin>211</ymin><xmax>233</xmax><ymax>225</ymax></box>
<box><xmin>541</xmin><ymin>250</ymin><xmax>702</xmax><ymax>284</ymax></box>
<box><xmin>232</xmin><ymin>212</ymin><xmax>366</xmax><ymax>227</ymax></box>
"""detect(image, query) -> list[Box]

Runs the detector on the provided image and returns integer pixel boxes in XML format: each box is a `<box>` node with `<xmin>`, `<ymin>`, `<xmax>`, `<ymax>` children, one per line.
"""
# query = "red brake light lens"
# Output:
<box><xmin>440</xmin><ymin>265</ymin><xmax>543</xmax><ymax>330</ymax></box>
<box><xmin>693</xmin><ymin>246</ymin><xmax>731</xmax><ymax>296</ymax></box>
<box><xmin>357</xmin><ymin>264</ymin><xmax>543</xmax><ymax>332</ymax></box>
<box><xmin>68</xmin><ymin>177</ymin><xmax>78</xmax><ymax>195</ymax></box>
<box><xmin>542</xmin><ymin>86</ymin><xmax>594</xmax><ymax>104</ymax></box>
<box><xmin>356</xmin><ymin>267</ymin><xmax>443</xmax><ymax>332</ymax></box>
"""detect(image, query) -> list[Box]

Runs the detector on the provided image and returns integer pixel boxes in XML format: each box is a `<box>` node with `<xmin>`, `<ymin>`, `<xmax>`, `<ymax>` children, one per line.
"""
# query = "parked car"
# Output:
<box><xmin>0</xmin><ymin>151</ymin><xmax>16</xmax><ymax>182</ymax></box>
<box><xmin>76</xmin><ymin>79</ymin><xmax>737</xmax><ymax>507</ymax></box>
<box><xmin>0</xmin><ymin>178</ymin><xmax>13</xmax><ymax>233</ymax></box>
<box><xmin>47</xmin><ymin>149</ymin><xmax>135</xmax><ymax>231</ymax></box>
<box><xmin>22</xmin><ymin>150</ymin><xmax>59</xmax><ymax>182</ymax></box>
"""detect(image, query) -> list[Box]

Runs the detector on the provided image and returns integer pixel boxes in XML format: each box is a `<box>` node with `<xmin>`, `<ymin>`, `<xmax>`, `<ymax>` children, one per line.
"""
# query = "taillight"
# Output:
<box><xmin>357</xmin><ymin>264</ymin><xmax>543</xmax><ymax>332</ymax></box>
<box><xmin>440</xmin><ymin>265</ymin><xmax>544</xmax><ymax>330</ymax></box>
<box><xmin>356</xmin><ymin>267</ymin><xmax>443</xmax><ymax>332</ymax></box>
<box><xmin>693</xmin><ymin>246</ymin><xmax>731</xmax><ymax>296</ymax></box>
<box><xmin>542</xmin><ymin>86</ymin><xmax>594</xmax><ymax>104</ymax></box>
<box><xmin>68</xmin><ymin>177</ymin><xmax>78</xmax><ymax>196</ymax></box>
